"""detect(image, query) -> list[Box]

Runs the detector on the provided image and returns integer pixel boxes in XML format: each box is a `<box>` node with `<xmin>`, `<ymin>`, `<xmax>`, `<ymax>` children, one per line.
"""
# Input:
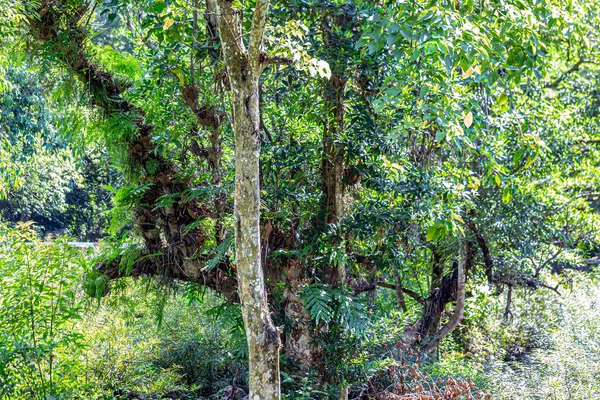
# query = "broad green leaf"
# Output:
<box><xmin>426</xmin><ymin>225</ymin><xmax>437</xmax><ymax>241</ymax></box>
<box><xmin>502</xmin><ymin>187</ymin><xmax>512</xmax><ymax>204</ymax></box>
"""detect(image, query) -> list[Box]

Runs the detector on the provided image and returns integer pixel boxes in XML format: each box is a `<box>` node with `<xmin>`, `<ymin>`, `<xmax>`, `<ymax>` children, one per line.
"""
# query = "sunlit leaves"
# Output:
<box><xmin>162</xmin><ymin>17</ymin><xmax>175</xmax><ymax>30</ymax></box>
<box><xmin>0</xmin><ymin>223</ymin><xmax>86</xmax><ymax>397</ymax></box>
<box><xmin>463</xmin><ymin>111</ymin><xmax>474</xmax><ymax>128</ymax></box>
<box><xmin>90</xmin><ymin>44</ymin><xmax>142</xmax><ymax>80</ymax></box>
<box><xmin>502</xmin><ymin>187</ymin><xmax>512</xmax><ymax>204</ymax></box>
<box><xmin>306</xmin><ymin>58</ymin><xmax>332</xmax><ymax>80</ymax></box>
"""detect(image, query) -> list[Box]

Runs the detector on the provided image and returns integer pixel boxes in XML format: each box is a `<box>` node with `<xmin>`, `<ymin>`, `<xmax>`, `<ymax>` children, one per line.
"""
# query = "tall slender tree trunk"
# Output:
<box><xmin>215</xmin><ymin>1</ymin><xmax>280</xmax><ymax>398</ymax></box>
<box><xmin>322</xmin><ymin>74</ymin><xmax>348</xmax><ymax>286</ymax></box>
<box><xmin>321</xmin><ymin>13</ymin><xmax>350</xmax><ymax>398</ymax></box>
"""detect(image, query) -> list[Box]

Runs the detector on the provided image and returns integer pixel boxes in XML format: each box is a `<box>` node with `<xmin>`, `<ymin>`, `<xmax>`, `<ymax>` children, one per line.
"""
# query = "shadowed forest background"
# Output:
<box><xmin>1</xmin><ymin>0</ymin><xmax>600</xmax><ymax>399</ymax></box>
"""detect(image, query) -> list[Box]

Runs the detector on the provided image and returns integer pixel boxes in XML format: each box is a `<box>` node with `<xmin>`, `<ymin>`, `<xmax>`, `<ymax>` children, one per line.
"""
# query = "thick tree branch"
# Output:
<box><xmin>260</xmin><ymin>52</ymin><xmax>294</xmax><ymax>67</ymax></box>
<box><xmin>466</xmin><ymin>220</ymin><xmax>494</xmax><ymax>284</ymax></box>
<box><xmin>495</xmin><ymin>274</ymin><xmax>561</xmax><ymax>295</ymax></box>
<box><xmin>421</xmin><ymin>241</ymin><xmax>468</xmax><ymax>354</ymax></box>
<box><xmin>377</xmin><ymin>282</ymin><xmax>426</xmax><ymax>304</ymax></box>
<box><xmin>248</xmin><ymin>0</ymin><xmax>270</xmax><ymax>72</ymax></box>
<box><xmin>96</xmin><ymin>251</ymin><xmax>238</xmax><ymax>302</ymax></box>
<box><xmin>25</xmin><ymin>1</ymin><xmax>236</xmax><ymax>299</ymax></box>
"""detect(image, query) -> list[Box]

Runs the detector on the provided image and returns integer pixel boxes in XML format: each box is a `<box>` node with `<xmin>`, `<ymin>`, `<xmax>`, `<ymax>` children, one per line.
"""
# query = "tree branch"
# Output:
<box><xmin>466</xmin><ymin>220</ymin><xmax>493</xmax><ymax>284</ymax></box>
<box><xmin>421</xmin><ymin>240</ymin><xmax>468</xmax><ymax>354</ymax></box>
<box><xmin>376</xmin><ymin>282</ymin><xmax>426</xmax><ymax>304</ymax></box>
<box><xmin>545</xmin><ymin>58</ymin><xmax>600</xmax><ymax>88</ymax></box>
<box><xmin>533</xmin><ymin>247</ymin><xmax>563</xmax><ymax>278</ymax></box>
<box><xmin>248</xmin><ymin>0</ymin><xmax>270</xmax><ymax>72</ymax></box>
<box><xmin>25</xmin><ymin>1</ymin><xmax>237</xmax><ymax>299</ymax></box>
<box><xmin>260</xmin><ymin>52</ymin><xmax>295</xmax><ymax>67</ymax></box>
<box><xmin>96</xmin><ymin>250</ymin><xmax>238</xmax><ymax>302</ymax></box>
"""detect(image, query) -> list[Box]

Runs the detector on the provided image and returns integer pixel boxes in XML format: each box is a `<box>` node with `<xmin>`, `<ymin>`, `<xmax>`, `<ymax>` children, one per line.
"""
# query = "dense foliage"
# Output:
<box><xmin>1</xmin><ymin>0</ymin><xmax>600</xmax><ymax>398</ymax></box>
<box><xmin>0</xmin><ymin>66</ymin><xmax>116</xmax><ymax>238</ymax></box>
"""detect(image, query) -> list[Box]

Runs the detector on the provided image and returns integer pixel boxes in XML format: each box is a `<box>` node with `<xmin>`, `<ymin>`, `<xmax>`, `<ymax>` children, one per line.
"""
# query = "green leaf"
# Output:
<box><xmin>426</xmin><ymin>225</ymin><xmax>437</xmax><ymax>241</ymax></box>
<box><xmin>171</xmin><ymin>67</ymin><xmax>185</xmax><ymax>86</ymax></box>
<box><xmin>502</xmin><ymin>187</ymin><xmax>512</xmax><ymax>204</ymax></box>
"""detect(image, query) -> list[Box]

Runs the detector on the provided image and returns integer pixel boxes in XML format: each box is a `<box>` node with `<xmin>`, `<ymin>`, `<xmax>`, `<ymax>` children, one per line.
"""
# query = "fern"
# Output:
<box><xmin>300</xmin><ymin>284</ymin><xmax>334</xmax><ymax>325</ymax></box>
<box><xmin>153</xmin><ymin>192</ymin><xmax>179</xmax><ymax>210</ymax></box>
<box><xmin>183</xmin><ymin>218</ymin><xmax>203</xmax><ymax>235</ymax></box>
<box><xmin>300</xmin><ymin>283</ymin><xmax>367</xmax><ymax>332</ymax></box>
<box><xmin>113</xmin><ymin>183</ymin><xmax>154</xmax><ymax>207</ymax></box>
<box><xmin>180</xmin><ymin>185</ymin><xmax>226</xmax><ymax>203</ymax></box>
<box><xmin>182</xmin><ymin>282</ymin><xmax>204</xmax><ymax>306</ymax></box>
<box><xmin>204</xmin><ymin>231</ymin><xmax>234</xmax><ymax>272</ymax></box>
<box><xmin>332</xmin><ymin>291</ymin><xmax>366</xmax><ymax>333</ymax></box>
<box><xmin>206</xmin><ymin>302</ymin><xmax>247</xmax><ymax>359</ymax></box>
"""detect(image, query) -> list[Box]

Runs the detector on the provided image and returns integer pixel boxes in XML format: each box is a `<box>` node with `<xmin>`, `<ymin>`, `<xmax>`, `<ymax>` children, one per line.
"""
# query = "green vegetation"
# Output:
<box><xmin>1</xmin><ymin>0</ymin><xmax>600</xmax><ymax>399</ymax></box>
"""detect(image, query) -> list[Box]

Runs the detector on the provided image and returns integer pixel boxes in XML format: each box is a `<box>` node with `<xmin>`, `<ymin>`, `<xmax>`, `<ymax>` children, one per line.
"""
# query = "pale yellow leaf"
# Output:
<box><xmin>163</xmin><ymin>17</ymin><xmax>175</xmax><ymax>30</ymax></box>
<box><xmin>452</xmin><ymin>214</ymin><xmax>464</xmax><ymax>223</ymax></box>
<box><xmin>171</xmin><ymin>68</ymin><xmax>185</xmax><ymax>86</ymax></box>
<box><xmin>463</xmin><ymin>111</ymin><xmax>474</xmax><ymax>128</ymax></box>
<box><xmin>462</xmin><ymin>67</ymin><xmax>474</xmax><ymax>79</ymax></box>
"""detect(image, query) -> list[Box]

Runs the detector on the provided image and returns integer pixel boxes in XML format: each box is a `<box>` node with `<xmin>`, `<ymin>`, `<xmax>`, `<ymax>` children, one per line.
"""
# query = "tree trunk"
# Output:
<box><xmin>422</xmin><ymin>241</ymin><xmax>468</xmax><ymax>353</ymax></box>
<box><xmin>322</xmin><ymin>75</ymin><xmax>348</xmax><ymax>286</ymax></box>
<box><xmin>418</xmin><ymin>247</ymin><xmax>449</xmax><ymax>341</ymax></box>
<box><xmin>466</xmin><ymin>220</ymin><xmax>494</xmax><ymax>284</ymax></box>
<box><xmin>230</xmin><ymin>79</ymin><xmax>280</xmax><ymax>399</ymax></box>
<box><xmin>283</xmin><ymin>286</ymin><xmax>317</xmax><ymax>369</ymax></box>
<box><xmin>215</xmin><ymin>1</ymin><xmax>281</xmax><ymax>398</ymax></box>
<box><xmin>393</xmin><ymin>270</ymin><xmax>408</xmax><ymax>312</ymax></box>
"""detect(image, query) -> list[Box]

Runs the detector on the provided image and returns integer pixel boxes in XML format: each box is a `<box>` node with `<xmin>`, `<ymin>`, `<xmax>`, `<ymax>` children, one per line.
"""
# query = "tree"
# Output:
<box><xmin>214</xmin><ymin>0</ymin><xmax>282</xmax><ymax>397</ymax></box>
<box><xmin>6</xmin><ymin>0</ymin><xmax>600</xmax><ymax>397</ymax></box>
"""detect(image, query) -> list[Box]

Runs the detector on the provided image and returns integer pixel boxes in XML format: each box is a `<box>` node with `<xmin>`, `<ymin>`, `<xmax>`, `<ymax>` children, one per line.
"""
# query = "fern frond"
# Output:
<box><xmin>204</xmin><ymin>231</ymin><xmax>234</xmax><ymax>271</ymax></box>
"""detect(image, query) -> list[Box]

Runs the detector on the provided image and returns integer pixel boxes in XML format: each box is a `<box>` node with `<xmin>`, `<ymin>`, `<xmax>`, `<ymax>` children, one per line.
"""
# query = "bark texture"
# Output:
<box><xmin>215</xmin><ymin>1</ymin><xmax>281</xmax><ymax>398</ymax></box>
<box><xmin>418</xmin><ymin>247</ymin><xmax>452</xmax><ymax>341</ymax></box>
<box><xmin>466</xmin><ymin>220</ymin><xmax>494</xmax><ymax>284</ymax></box>
<box><xmin>422</xmin><ymin>241</ymin><xmax>468</xmax><ymax>354</ymax></box>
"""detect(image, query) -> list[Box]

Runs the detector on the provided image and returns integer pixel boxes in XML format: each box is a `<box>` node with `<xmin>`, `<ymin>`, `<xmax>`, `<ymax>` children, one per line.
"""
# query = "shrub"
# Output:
<box><xmin>0</xmin><ymin>222</ymin><xmax>89</xmax><ymax>399</ymax></box>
